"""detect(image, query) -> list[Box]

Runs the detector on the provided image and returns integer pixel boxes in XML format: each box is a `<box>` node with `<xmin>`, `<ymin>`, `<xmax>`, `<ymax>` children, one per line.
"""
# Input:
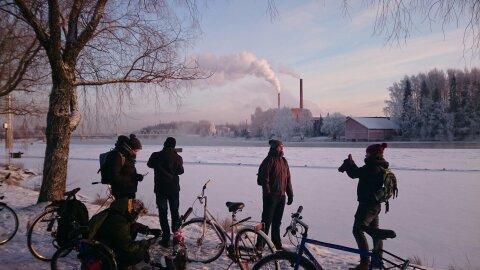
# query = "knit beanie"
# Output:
<box><xmin>366</xmin><ymin>143</ymin><xmax>388</xmax><ymax>156</ymax></box>
<box><xmin>268</xmin><ymin>139</ymin><xmax>283</xmax><ymax>149</ymax></box>
<box><xmin>127</xmin><ymin>134</ymin><xmax>142</xmax><ymax>150</ymax></box>
<box><xmin>115</xmin><ymin>135</ymin><xmax>129</xmax><ymax>147</ymax></box>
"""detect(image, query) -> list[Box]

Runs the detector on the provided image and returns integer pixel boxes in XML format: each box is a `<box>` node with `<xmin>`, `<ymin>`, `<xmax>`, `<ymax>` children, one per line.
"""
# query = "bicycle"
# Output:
<box><xmin>252</xmin><ymin>206</ymin><xmax>428</xmax><ymax>270</ymax></box>
<box><xmin>51</xmin><ymin>221</ymin><xmax>117</xmax><ymax>270</ymax></box>
<box><xmin>181</xmin><ymin>179</ymin><xmax>277</xmax><ymax>270</ymax></box>
<box><xmin>27</xmin><ymin>187</ymin><xmax>83</xmax><ymax>261</ymax></box>
<box><xmin>27</xmin><ymin>182</ymin><xmax>114</xmax><ymax>261</ymax></box>
<box><xmin>0</xmin><ymin>179</ymin><xmax>19</xmax><ymax>245</ymax></box>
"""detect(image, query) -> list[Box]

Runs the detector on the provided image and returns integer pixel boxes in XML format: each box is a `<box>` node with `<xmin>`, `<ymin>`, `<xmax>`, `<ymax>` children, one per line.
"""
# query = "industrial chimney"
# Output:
<box><xmin>300</xmin><ymin>78</ymin><xmax>303</xmax><ymax>109</ymax></box>
<box><xmin>277</xmin><ymin>93</ymin><xmax>280</xmax><ymax>108</ymax></box>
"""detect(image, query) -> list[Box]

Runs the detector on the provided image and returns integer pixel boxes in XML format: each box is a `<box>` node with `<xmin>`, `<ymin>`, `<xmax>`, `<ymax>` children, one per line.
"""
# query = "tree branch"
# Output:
<box><xmin>13</xmin><ymin>0</ymin><xmax>50</xmax><ymax>50</ymax></box>
<box><xmin>69</xmin><ymin>0</ymin><xmax>107</xmax><ymax>61</ymax></box>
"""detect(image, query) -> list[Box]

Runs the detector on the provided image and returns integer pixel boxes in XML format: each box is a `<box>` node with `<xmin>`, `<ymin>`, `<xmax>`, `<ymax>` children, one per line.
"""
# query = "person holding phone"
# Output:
<box><xmin>109</xmin><ymin>134</ymin><xmax>144</xmax><ymax>199</ymax></box>
<box><xmin>147</xmin><ymin>137</ymin><xmax>184</xmax><ymax>247</ymax></box>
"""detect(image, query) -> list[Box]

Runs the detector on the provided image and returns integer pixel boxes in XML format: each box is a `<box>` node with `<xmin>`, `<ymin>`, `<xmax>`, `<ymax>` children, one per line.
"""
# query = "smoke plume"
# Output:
<box><xmin>195</xmin><ymin>52</ymin><xmax>287</xmax><ymax>92</ymax></box>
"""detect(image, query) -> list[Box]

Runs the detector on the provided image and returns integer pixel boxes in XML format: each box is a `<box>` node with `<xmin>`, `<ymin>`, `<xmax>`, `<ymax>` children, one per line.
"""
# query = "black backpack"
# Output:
<box><xmin>98</xmin><ymin>150</ymin><xmax>125</xmax><ymax>184</ymax></box>
<box><xmin>56</xmin><ymin>199</ymin><xmax>89</xmax><ymax>246</ymax></box>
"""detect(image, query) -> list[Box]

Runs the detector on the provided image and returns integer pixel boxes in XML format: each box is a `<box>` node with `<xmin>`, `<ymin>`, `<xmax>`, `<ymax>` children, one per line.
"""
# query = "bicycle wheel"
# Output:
<box><xmin>181</xmin><ymin>218</ymin><xmax>226</xmax><ymax>263</ymax></box>
<box><xmin>27</xmin><ymin>208</ymin><xmax>60</xmax><ymax>261</ymax></box>
<box><xmin>0</xmin><ymin>203</ymin><xmax>19</xmax><ymax>245</ymax></box>
<box><xmin>252</xmin><ymin>250</ymin><xmax>317</xmax><ymax>270</ymax></box>
<box><xmin>51</xmin><ymin>242</ymin><xmax>117</xmax><ymax>270</ymax></box>
<box><xmin>234</xmin><ymin>227</ymin><xmax>276</xmax><ymax>270</ymax></box>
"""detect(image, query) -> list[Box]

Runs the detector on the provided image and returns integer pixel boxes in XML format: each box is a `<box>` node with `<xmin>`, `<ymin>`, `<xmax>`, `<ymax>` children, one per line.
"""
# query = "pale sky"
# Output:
<box><xmin>117</xmin><ymin>0</ymin><xmax>479</xmax><ymax>131</ymax></box>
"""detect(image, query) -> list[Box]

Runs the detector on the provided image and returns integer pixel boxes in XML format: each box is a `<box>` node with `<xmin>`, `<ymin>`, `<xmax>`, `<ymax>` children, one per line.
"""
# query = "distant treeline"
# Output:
<box><xmin>385</xmin><ymin>68</ymin><xmax>480</xmax><ymax>141</ymax></box>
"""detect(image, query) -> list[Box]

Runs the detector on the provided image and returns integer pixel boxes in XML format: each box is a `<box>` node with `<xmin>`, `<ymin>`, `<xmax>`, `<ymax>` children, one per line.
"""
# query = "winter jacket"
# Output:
<box><xmin>343</xmin><ymin>156</ymin><xmax>389</xmax><ymax>204</ymax></box>
<box><xmin>88</xmin><ymin>199</ymin><xmax>151</xmax><ymax>266</ymax></box>
<box><xmin>257</xmin><ymin>148</ymin><xmax>293</xmax><ymax>197</ymax></box>
<box><xmin>147</xmin><ymin>147</ymin><xmax>184</xmax><ymax>194</ymax></box>
<box><xmin>109</xmin><ymin>145</ymin><xmax>143</xmax><ymax>198</ymax></box>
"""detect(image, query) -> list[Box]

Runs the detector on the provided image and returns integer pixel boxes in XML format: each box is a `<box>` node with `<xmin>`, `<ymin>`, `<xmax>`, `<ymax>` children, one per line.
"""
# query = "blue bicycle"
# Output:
<box><xmin>252</xmin><ymin>206</ymin><xmax>427</xmax><ymax>270</ymax></box>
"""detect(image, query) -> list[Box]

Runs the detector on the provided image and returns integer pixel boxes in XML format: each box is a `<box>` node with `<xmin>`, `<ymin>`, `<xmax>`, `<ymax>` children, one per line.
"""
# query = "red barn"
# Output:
<box><xmin>345</xmin><ymin>117</ymin><xmax>398</xmax><ymax>141</ymax></box>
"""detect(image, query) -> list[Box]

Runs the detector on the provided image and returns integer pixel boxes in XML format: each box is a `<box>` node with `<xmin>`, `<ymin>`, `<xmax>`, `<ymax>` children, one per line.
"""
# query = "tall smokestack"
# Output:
<box><xmin>277</xmin><ymin>93</ymin><xmax>280</xmax><ymax>108</ymax></box>
<box><xmin>300</xmin><ymin>78</ymin><xmax>303</xmax><ymax>109</ymax></box>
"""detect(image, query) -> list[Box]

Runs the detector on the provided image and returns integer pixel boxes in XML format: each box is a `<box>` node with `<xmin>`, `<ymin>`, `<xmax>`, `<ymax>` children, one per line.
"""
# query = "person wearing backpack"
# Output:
<box><xmin>338</xmin><ymin>143</ymin><xmax>397</xmax><ymax>270</ymax></box>
<box><xmin>147</xmin><ymin>137</ymin><xmax>184</xmax><ymax>248</ymax></box>
<box><xmin>256</xmin><ymin>139</ymin><xmax>293</xmax><ymax>250</ymax></box>
<box><xmin>104</xmin><ymin>134</ymin><xmax>144</xmax><ymax>199</ymax></box>
<box><xmin>88</xmin><ymin>198</ymin><xmax>162</xmax><ymax>270</ymax></box>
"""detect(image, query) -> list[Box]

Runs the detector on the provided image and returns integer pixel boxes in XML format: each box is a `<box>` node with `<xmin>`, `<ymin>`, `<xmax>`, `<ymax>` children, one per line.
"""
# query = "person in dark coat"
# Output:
<box><xmin>256</xmin><ymin>139</ymin><xmax>293</xmax><ymax>250</ymax></box>
<box><xmin>339</xmin><ymin>143</ymin><xmax>389</xmax><ymax>270</ymax></box>
<box><xmin>88</xmin><ymin>198</ymin><xmax>161</xmax><ymax>270</ymax></box>
<box><xmin>109</xmin><ymin>134</ymin><xmax>144</xmax><ymax>199</ymax></box>
<box><xmin>147</xmin><ymin>137</ymin><xmax>184</xmax><ymax>247</ymax></box>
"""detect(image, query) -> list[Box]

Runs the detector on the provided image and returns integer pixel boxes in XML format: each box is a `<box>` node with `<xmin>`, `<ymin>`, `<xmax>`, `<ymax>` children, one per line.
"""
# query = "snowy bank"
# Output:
<box><xmin>0</xmin><ymin>165</ymin><xmax>435</xmax><ymax>270</ymax></box>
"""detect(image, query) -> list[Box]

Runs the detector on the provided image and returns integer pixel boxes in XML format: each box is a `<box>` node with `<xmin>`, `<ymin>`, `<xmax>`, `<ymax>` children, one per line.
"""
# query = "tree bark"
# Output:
<box><xmin>37</xmin><ymin>66</ymin><xmax>78</xmax><ymax>202</ymax></box>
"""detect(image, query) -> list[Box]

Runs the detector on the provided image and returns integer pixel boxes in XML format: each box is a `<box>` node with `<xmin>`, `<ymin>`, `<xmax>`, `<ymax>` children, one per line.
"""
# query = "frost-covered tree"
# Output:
<box><xmin>321</xmin><ymin>112</ymin><xmax>345</xmax><ymax>140</ymax></box>
<box><xmin>272</xmin><ymin>107</ymin><xmax>297</xmax><ymax>140</ymax></box>
<box><xmin>250</xmin><ymin>107</ymin><xmax>276</xmax><ymax>138</ymax></box>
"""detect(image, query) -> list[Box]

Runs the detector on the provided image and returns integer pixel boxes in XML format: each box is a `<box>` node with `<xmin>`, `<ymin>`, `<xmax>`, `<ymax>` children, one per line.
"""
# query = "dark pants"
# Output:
<box><xmin>353</xmin><ymin>203</ymin><xmax>383</xmax><ymax>263</ymax></box>
<box><xmin>156</xmin><ymin>191</ymin><xmax>180</xmax><ymax>239</ymax></box>
<box><xmin>259</xmin><ymin>194</ymin><xmax>286</xmax><ymax>249</ymax></box>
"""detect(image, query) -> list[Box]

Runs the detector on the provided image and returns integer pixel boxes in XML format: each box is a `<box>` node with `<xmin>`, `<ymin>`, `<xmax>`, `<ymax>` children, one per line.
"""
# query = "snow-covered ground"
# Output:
<box><xmin>0</xmin><ymin>165</ymin><xmax>373</xmax><ymax>270</ymax></box>
<box><xmin>2</xmin><ymin>140</ymin><xmax>479</xmax><ymax>269</ymax></box>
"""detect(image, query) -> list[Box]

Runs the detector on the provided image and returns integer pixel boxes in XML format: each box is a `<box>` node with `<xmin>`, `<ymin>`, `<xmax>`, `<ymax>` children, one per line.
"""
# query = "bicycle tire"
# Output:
<box><xmin>0</xmin><ymin>203</ymin><xmax>19</xmax><ymax>245</ymax></box>
<box><xmin>51</xmin><ymin>243</ymin><xmax>117</xmax><ymax>270</ymax></box>
<box><xmin>27</xmin><ymin>208</ymin><xmax>60</xmax><ymax>261</ymax></box>
<box><xmin>181</xmin><ymin>217</ymin><xmax>226</xmax><ymax>263</ymax></box>
<box><xmin>234</xmin><ymin>227</ymin><xmax>276</xmax><ymax>270</ymax></box>
<box><xmin>252</xmin><ymin>250</ymin><xmax>317</xmax><ymax>270</ymax></box>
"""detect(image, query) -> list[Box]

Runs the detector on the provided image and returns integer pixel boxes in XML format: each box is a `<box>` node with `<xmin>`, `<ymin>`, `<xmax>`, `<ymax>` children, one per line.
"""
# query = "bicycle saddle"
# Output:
<box><xmin>64</xmin><ymin>187</ymin><xmax>81</xmax><ymax>197</ymax></box>
<box><xmin>226</xmin><ymin>202</ymin><xmax>245</xmax><ymax>212</ymax></box>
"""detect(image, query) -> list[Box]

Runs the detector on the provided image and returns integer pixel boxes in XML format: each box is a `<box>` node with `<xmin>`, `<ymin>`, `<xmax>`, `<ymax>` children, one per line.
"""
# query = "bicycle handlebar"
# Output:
<box><xmin>202</xmin><ymin>179</ymin><xmax>211</xmax><ymax>190</ymax></box>
<box><xmin>284</xmin><ymin>205</ymin><xmax>309</xmax><ymax>237</ymax></box>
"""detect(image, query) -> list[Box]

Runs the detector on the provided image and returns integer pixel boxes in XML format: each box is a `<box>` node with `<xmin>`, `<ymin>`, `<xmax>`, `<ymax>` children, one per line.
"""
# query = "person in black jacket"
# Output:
<box><xmin>109</xmin><ymin>134</ymin><xmax>144</xmax><ymax>199</ymax></box>
<box><xmin>256</xmin><ymin>139</ymin><xmax>293</xmax><ymax>250</ymax></box>
<box><xmin>88</xmin><ymin>198</ymin><xmax>161</xmax><ymax>270</ymax></box>
<box><xmin>147</xmin><ymin>137</ymin><xmax>184</xmax><ymax>247</ymax></box>
<box><xmin>339</xmin><ymin>143</ymin><xmax>389</xmax><ymax>270</ymax></box>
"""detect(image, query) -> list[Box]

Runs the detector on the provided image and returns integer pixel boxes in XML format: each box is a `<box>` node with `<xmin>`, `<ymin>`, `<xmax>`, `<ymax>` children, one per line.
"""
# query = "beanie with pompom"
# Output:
<box><xmin>366</xmin><ymin>143</ymin><xmax>387</xmax><ymax>156</ymax></box>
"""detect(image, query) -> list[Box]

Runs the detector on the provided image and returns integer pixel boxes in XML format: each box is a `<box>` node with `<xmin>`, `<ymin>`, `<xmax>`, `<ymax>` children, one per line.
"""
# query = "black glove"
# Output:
<box><xmin>136</xmin><ymin>173</ymin><xmax>144</xmax><ymax>182</ymax></box>
<box><xmin>287</xmin><ymin>196</ymin><xmax>293</xmax><ymax>205</ymax></box>
<box><xmin>149</xmin><ymin>228</ymin><xmax>162</xmax><ymax>238</ymax></box>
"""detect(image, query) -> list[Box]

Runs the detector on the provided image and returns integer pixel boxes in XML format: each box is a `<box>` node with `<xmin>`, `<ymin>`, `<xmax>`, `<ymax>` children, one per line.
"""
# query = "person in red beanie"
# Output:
<box><xmin>338</xmin><ymin>143</ymin><xmax>389</xmax><ymax>270</ymax></box>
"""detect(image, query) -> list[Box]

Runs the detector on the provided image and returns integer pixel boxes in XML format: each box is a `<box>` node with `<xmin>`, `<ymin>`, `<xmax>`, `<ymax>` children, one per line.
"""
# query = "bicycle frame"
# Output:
<box><xmin>285</xmin><ymin>206</ymin><xmax>425</xmax><ymax>270</ymax></box>
<box><xmin>194</xmin><ymin>180</ymin><xmax>264</xmax><ymax>249</ymax></box>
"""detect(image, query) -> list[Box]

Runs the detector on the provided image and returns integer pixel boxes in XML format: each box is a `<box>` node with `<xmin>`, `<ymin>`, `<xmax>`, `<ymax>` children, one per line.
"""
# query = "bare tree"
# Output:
<box><xmin>352</xmin><ymin>0</ymin><xmax>480</xmax><ymax>54</ymax></box>
<box><xmin>1</xmin><ymin>0</ymin><xmax>200</xmax><ymax>202</ymax></box>
<box><xmin>0</xmin><ymin>12</ymin><xmax>45</xmax><ymax>97</ymax></box>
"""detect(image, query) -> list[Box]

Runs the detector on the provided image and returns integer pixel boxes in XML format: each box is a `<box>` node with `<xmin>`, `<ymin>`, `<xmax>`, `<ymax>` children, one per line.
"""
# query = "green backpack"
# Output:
<box><xmin>374</xmin><ymin>167</ymin><xmax>398</xmax><ymax>213</ymax></box>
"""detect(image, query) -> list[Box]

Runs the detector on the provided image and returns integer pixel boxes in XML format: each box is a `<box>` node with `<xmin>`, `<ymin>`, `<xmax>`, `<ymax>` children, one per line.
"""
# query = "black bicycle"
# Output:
<box><xmin>27</xmin><ymin>187</ymin><xmax>82</xmax><ymax>261</ymax></box>
<box><xmin>0</xmin><ymin>179</ymin><xmax>19</xmax><ymax>245</ymax></box>
<box><xmin>253</xmin><ymin>206</ymin><xmax>427</xmax><ymax>270</ymax></box>
<box><xmin>50</xmin><ymin>221</ymin><xmax>117</xmax><ymax>270</ymax></box>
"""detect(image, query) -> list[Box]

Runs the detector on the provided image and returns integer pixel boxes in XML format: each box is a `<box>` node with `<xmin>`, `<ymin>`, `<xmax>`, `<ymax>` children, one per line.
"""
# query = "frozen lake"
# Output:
<box><xmin>3</xmin><ymin>140</ymin><xmax>480</xmax><ymax>268</ymax></box>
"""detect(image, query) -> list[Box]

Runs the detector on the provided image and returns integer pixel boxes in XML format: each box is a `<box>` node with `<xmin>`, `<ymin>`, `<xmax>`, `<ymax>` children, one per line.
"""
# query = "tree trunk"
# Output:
<box><xmin>37</xmin><ymin>68</ymin><xmax>77</xmax><ymax>202</ymax></box>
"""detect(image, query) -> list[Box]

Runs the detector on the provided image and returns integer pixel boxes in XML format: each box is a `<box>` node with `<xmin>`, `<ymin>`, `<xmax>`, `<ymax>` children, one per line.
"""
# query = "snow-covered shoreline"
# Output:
<box><xmin>1</xmin><ymin>165</ymin><xmax>411</xmax><ymax>270</ymax></box>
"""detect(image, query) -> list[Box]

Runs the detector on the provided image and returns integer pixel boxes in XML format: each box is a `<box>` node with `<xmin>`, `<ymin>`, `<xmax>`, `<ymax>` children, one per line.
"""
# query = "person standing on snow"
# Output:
<box><xmin>147</xmin><ymin>137</ymin><xmax>184</xmax><ymax>247</ymax></box>
<box><xmin>339</xmin><ymin>143</ymin><xmax>391</xmax><ymax>270</ymax></box>
<box><xmin>109</xmin><ymin>134</ymin><xmax>144</xmax><ymax>199</ymax></box>
<box><xmin>256</xmin><ymin>139</ymin><xmax>293</xmax><ymax>250</ymax></box>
